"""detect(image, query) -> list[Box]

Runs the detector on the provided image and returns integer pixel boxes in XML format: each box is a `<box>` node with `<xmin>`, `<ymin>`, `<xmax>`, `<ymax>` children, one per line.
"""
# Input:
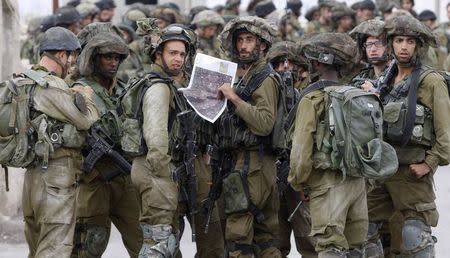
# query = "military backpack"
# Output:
<box><xmin>0</xmin><ymin>70</ymin><xmax>45</xmax><ymax>168</ymax></box>
<box><xmin>289</xmin><ymin>81</ymin><xmax>399</xmax><ymax>179</ymax></box>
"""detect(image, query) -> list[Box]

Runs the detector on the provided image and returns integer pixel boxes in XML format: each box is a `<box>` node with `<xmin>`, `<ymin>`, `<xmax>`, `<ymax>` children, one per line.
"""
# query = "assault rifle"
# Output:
<box><xmin>174</xmin><ymin>110</ymin><xmax>199</xmax><ymax>242</ymax></box>
<box><xmin>81</xmin><ymin>125</ymin><xmax>131</xmax><ymax>180</ymax></box>
<box><xmin>353</xmin><ymin>60</ymin><xmax>397</xmax><ymax>96</ymax></box>
<box><xmin>202</xmin><ymin>145</ymin><xmax>233</xmax><ymax>234</ymax></box>
<box><xmin>276</xmin><ymin>158</ymin><xmax>290</xmax><ymax>195</ymax></box>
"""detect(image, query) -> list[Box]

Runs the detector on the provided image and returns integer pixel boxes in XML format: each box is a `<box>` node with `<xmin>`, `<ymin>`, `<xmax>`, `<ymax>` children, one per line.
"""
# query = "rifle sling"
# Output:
<box><xmin>401</xmin><ymin>66</ymin><xmax>421</xmax><ymax>147</ymax></box>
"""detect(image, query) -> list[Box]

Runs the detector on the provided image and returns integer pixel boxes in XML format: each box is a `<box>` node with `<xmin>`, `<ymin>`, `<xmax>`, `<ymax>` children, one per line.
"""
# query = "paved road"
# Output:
<box><xmin>1</xmin><ymin>166</ymin><xmax>449</xmax><ymax>257</ymax></box>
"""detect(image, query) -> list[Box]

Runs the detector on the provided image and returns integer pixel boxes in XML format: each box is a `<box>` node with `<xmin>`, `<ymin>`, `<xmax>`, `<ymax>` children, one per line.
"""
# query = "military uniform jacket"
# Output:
<box><xmin>31</xmin><ymin>66</ymin><xmax>99</xmax><ymax>159</ymax></box>
<box><xmin>384</xmin><ymin>68</ymin><xmax>450</xmax><ymax>171</ymax></box>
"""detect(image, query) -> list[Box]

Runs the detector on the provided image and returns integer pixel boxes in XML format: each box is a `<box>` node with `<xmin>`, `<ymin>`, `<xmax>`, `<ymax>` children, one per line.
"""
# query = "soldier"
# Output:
<box><xmin>349</xmin><ymin>19</ymin><xmax>389</xmax><ymax>86</ymax></box>
<box><xmin>363</xmin><ymin>15</ymin><xmax>450</xmax><ymax>257</ymax></box>
<box><xmin>400</xmin><ymin>0</ymin><xmax>418</xmax><ymax>17</ymax></box>
<box><xmin>217</xmin><ymin>16</ymin><xmax>282</xmax><ymax>258</ymax></box>
<box><xmin>288</xmin><ymin>33</ymin><xmax>368</xmax><ymax>258</ymax></box>
<box><xmin>70</xmin><ymin>23</ymin><xmax>142</xmax><ymax>258</ymax></box>
<box><xmin>21</xmin><ymin>27</ymin><xmax>99</xmax><ymax>257</ymax></box>
<box><xmin>330</xmin><ymin>3</ymin><xmax>356</xmax><ymax>33</ymax></box>
<box><xmin>20</xmin><ymin>17</ymin><xmax>43</xmax><ymax>65</ymax></box>
<box><xmin>95</xmin><ymin>0</ymin><xmax>116</xmax><ymax>23</ymax></box>
<box><xmin>438</xmin><ymin>3</ymin><xmax>450</xmax><ymax>53</ymax></box>
<box><xmin>124</xmin><ymin>24</ymin><xmax>196</xmax><ymax>258</ymax></box>
<box><xmin>191</xmin><ymin>10</ymin><xmax>224</xmax><ymax>58</ymax></box>
<box><xmin>223</xmin><ymin>0</ymin><xmax>240</xmax><ymax>16</ymax></box>
<box><xmin>266</xmin><ymin>41</ymin><xmax>316</xmax><ymax>258</ymax></box>
<box><xmin>304</xmin><ymin>0</ymin><xmax>336</xmax><ymax>34</ymax></box>
<box><xmin>76</xmin><ymin>2</ymin><xmax>99</xmax><ymax>29</ymax></box>
<box><xmin>55</xmin><ymin>6</ymin><xmax>82</xmax><ymax>34</ymax></box>
<box><xmin>354</xmin><ymin>0</ymin><xmax>376</xmax><ymax>24</ymax></box>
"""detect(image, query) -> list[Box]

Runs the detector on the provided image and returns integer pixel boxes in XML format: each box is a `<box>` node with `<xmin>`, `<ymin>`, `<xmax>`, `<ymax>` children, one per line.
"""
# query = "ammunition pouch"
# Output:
<box><xmin>222</xmin><ymin>152</ymin><xmax>265</xmax><ymax>223</ymax></box>
<box><xmin>384</xmin><ymin>101</ymin><xmax>435</xmax><ymax>148</ymax></box>
<box><xmin>218</xmin><ymin>112</ymin><xmax>263</xmax><ymax>150</ymax></box>
<box><xmin>121</xmin><ymin>117</ymin><xmax>145</xmax><ymax>156</ymax></box>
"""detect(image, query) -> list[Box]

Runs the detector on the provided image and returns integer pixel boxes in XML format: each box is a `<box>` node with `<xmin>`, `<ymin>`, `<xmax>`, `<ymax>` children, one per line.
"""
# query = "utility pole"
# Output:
<box><xmin>52</xmin><ymin>0</ymin><xmax>59</xmax><ymax>14</ymax></box>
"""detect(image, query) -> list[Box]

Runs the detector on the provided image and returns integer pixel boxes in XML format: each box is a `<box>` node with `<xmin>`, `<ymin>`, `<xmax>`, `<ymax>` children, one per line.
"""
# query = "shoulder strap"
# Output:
<box><xmin>401</xmin><ymin>65</ymin><xmax>422</xmax><ymax>147</ymax></box>
<box><xmin>239</xmin><ymin>64</ymin><xmax>275</xmax><ymax>102</ymax></box>
<box><xmin>23</xmin><ymin>69</ymin><xmax>48</xmax><ymax>87</ymax></box>
<box><xmin>284</xmin><ymin>80</ymin><xmax>337</xmax><ymax>131</ymax></box>
<box><xmin>134</xmin><ymin>72</ymin><xmax>172</xmax><ymax>120</ymax></box>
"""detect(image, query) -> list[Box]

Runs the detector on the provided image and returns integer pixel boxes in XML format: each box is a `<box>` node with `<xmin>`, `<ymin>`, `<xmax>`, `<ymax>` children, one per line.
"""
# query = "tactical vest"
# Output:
<box><xmin>0</xmin><ymin>69</ymin><xmax>85</xmax><ymax>169</ymax></box>
<box><xmin>382</xmin><ymin>67</ymin><xmax>437</xmax><ymax>164</ymax></box>
<box><xmin>73</xmin><ymin>77</ymin><xmax>124</xmax><ymax>145</ymax></box>
<box><xmin>217</xmin><ymin>64</ymin><xmax>282</xmax><ymax>151</ymax></box>
<box><xmin>119</xmin><ymin>73</ymin><xmax>188</xmax><ymax>158</ymax></box>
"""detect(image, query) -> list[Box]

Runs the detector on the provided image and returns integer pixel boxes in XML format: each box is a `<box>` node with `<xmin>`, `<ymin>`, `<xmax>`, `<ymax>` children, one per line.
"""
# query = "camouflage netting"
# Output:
<box><xmin>77</xmin><ymin>22</ymin><xmax>123</xmax><ymax>48</ymax></box>
<box><xmin>385</xmin><ymin>15</ymin><xmax>437</xmax><ymax>48</ymax></box>
<box><xmin>300</xmin><ymin>32</ymin><xmax>357</xmax><ymax>66</ymax></box>
<box><xmin>220</xmin><ymin>16</ymin><xmax>278</xmax><ymax>55</ymax></box>
<box><xmin>349</xmin><ymin>19</ymin><xmax>385</xmax><ymax>61</ymax></box>
<box><xmin>191</xmin><ymin>10</ymin><xmax>225</xmax><ymax>27</ymax></box>
<box><xmin>266</xmin><ymin>41</ymin><xmax>308</xmax><ymax>67</ymax></box>
<box><xmin>77</xmin><ymin>24</ymin><xmax>129</xmax><ymax>76</ymax></box>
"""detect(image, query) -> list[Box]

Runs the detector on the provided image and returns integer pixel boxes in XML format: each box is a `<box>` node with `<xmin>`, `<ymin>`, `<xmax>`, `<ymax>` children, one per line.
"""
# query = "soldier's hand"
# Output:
<box><xmin>299</xmin><ymin>185</ymin><xmax>310</xmax><ymax>202</ymax></box>
<box><xmin>218</xmin><ymin>83</ymin><xmax>242</xmax><ymax>106</ymax></box>
<box><xmin>362</xmin><ymin>81</ymin><xmax>376</xmax><ymax>93</ymax></box>
<box><xmin>71</xmin><ymin>85</ymin><xmax>94</xmax><ymax>98</ymax></box>
<box><xmin>409</xmin><ymin>163</ymin><xmax>432</xmax><ymax>178</ymax></box>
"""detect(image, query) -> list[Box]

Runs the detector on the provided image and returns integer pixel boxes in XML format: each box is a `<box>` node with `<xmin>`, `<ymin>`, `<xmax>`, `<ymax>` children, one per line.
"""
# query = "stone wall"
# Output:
<box><xmin>0</xmin><ymin>0</ymin><xmax>24</xmax><ymax>220</ymax></box>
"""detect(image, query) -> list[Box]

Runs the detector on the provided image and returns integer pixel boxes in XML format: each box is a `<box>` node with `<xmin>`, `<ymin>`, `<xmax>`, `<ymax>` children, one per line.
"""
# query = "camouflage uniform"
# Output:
<box><xmin>191</xmin><ymin>10</ymin><xmax>224</xmax><ymax>58</ymax></box>
<box><xmin>304</xmin><ymin>0</ymin><xmax>337</xmax><ymax>34</ymax></box>
<box><xmin>266</xmin><ymin>41</ymin><xmax>316</xmax><ymax>258</ymax></box>
<box><xmin>122</xmin><ymin>24</ymin><xmax>197</xmax><ymax>258</ymax></box>
<box><xmin>288</xmin><ymin>33</ymin><xmax>368</xmax><ymax>258</ymax></box>
<box><xmin>20</xmin><ymin>17</ymin><xmax>43</xmax><ymax>65</ymax></box>
<box><xmin>70</xmin><ymin>24</ymin><xmax>142</xmax><ymax>258</ymax></box>
<box><xmin>219</xmin><ymin>16</ymin><xmax>282</xmax><ymax>258</ymax></box>
<box><xmin>22</xmin><ymin>27</ymin><xmax>99</xmax><ymax>258</ymax></box>
<box><xmin>368</xmin><ymin>15</ymin><xmax>450</xmax><ymax>257</ymax></box>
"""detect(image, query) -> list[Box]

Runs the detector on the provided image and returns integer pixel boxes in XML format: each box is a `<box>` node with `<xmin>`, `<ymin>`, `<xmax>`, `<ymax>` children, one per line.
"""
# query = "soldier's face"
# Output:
<box><xmin>97</xmin><ymin>53</ymin><xmax>121</xmax><ymax>79</ymax></box>
<box><xmin>80</xmin><ymin>16</ymin><xmax>94</xmax><ymax>29</ymax></box>
<box><xmin>338</xmin><ymin>16</ymin><xmax>354</xmax><ymax>32</ymax></box>
<box><xmin>392</xmin><ymin>36</ymin><xmax>417</xmax><ymax>63</ymax></box>
<box><xmin>359</xmin><ymin>8</ymin><xmax>374</xmax><ymax>22</ymax></box>
<box><xmin>98</xmin><ymin>8</ymin><xmax>114</xmax><ymax>22</ymax></box>
<box><xmin>365</xmin><ymin>36</ymin><xmax>386</xmax><ymax>62</ymax></box>
<box><xmin>202</xmin><ymin>25</ymin><xmax>218</xmax><ymax>39</ymax></box>
<box><xmin>401</xmin><ymin>0</ymin><xmax>413</xmax><ymax>11</ymax></box>
<box><xmin>157</xmin><ymin>40</ymin><xmax>186</xmax><ymax>75</ymax></box>
<box><xmin>320</xmin><ymin>6</ymin><xmax>332</xmax><ymax>21</ymax></box>
<box><xmin>236</xmin><ymin>32</ymin><xmax>258</xmax><ymax>58</ymax></box>
<box><xmin>156</xmin><ymin>19</ymin><xmax>168</xmax><ymax>29</ymax></box>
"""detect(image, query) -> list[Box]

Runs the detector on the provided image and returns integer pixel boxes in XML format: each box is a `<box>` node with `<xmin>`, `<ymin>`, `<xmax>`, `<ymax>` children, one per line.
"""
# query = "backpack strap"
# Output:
<box><xmin>23</xmin><ymin>69</ymin><xmax>48</xmax><ymax>87</ymax></box>
<box><xmin>134</xmin><ymin>72</ymin><xmax>172</xmax><ymax>121</ymax></box>
<box><xmin>239</xmin><ymin>64</ymin><xmax>275</xmax><ymax>102</ymax></box>
<box><xmin>285</xmin><ymin>80</ymin><xmax>337</xmax><ymax>131</ymax></box>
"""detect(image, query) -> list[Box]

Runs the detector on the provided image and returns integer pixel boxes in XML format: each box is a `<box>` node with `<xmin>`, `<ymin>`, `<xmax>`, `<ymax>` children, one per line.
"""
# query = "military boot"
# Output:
<box><xmin>139</xmin><ymin>224</ymin><xmax>178</xmax><ymax>258</ymax></box>
<box><xmin>366</xmin><ymin>222</ymin><xmax>384</xmax><ymax>258</ymax></box>
<box><xmin>347</xmin><ymin>248</ymin><xmax>364</xmax><ymax>258</ymax></box>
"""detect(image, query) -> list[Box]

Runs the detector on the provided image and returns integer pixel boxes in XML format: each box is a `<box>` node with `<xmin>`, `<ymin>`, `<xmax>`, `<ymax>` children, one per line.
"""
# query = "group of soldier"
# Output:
<box><xmin>8</xmin><ymin>0</ymin><xmax>450</xmax><ymax>257</ymax></box>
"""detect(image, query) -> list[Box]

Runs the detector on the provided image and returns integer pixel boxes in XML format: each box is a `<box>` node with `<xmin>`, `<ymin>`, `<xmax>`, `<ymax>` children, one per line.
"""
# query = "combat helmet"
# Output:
<box><xmin>191</xmin><ymin>10</ymin><xmax>225</xmax><ymax>28</ymax></box>
<box><xmin>76</xmin><ymin>2</ymin><xmax>99</xmax><ymax>19</ymax></box>
<box><xmin>76</xmin><ymin>23</ymin><xmax>129</xmax><ymax>77</ymax></box>
<box><xmin>39</xmin><ymin>26</ymin><xmax>81</xmax><ymax>54</ymax></box>
<box><xmin>384</xmin><ymin>15</ymin><xmax>437</xmax><ymax>66</ymax></box>
<box><xmin>300</xmin><ymin>32</ymin><xmax>357</xmax><ymax>76</ymax></box>
<box><xmin>330</xmin><ymin>3</ymin><xmax>356</xmax><ymax>25</ymax></box>
<box><xmin>349</xmin><ymin>19</ymin><xmax>386</xmax><ymax>63</ymax></box>
<box><xmin>267</xmin><ymin>41</ymin><xmax>308</xmax><ymax>68</ymax></box>
<box><xmin>55</xmin><ymin>6</ymin><xmax>81</xmax><ymax>26</ymax></box>
<box><xmin>220</xmin><ymin>16</ymin><xmax>278</xmax><ymax>63</ymax></box>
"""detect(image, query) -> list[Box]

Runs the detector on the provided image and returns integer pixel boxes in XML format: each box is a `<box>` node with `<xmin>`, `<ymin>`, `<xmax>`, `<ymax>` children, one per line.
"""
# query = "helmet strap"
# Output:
<box><xmin>42</xmin><ymin>51</ymin><xmax>69</xmax><ymax>78</ymax></box>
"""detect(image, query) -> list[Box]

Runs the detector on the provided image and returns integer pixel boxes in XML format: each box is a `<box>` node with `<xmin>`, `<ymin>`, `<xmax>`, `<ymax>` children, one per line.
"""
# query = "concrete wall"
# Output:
<box><xmin>0</xmin><ymin>0</ymin><xmax>24</xmax><ymax>219</ymax></box>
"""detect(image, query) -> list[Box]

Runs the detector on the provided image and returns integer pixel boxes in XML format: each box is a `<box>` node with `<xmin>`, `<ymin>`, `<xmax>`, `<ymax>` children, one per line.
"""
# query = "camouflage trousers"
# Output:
<box><xmin>307</xmin><ymin>172</ymin><xmax>368</xmax><ymax>254</ymax></box>
<box><xmin>225</xmin><ymin>151</ymin><xmax>282</xmax><ymax>258</ymax></box>
<box><xmin>176</xmin><ymin>155</ymin><xmax>224</xmax><ymax>258</ymax></box>
<box><xmin>276</xmin><ymin>186</ymin><xmax>317</xmax><ymax>258</ymax></box>
<box><xmin>22</xmin><ymin>156</ymin><xmax>78</xmax><ymax>258</ymax></box>
<box><xmin>72</xmin><ymin>175</ymin><xmax>142</xmax><ymax>258</ymax></box>
<box><xmin>367</xmin><ymin>165</ymin><xmax>438</xmax><ymax>256</ymax></box>
<box><xmin>131</xmin><ymin>155</ymin><xmax>178</xmax><ymax>226</ymax></box>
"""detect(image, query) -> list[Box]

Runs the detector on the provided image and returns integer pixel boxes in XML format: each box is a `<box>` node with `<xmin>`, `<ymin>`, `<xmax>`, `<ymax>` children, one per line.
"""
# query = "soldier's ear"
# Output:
<box><xmin>260</xmin><ymin>42</ymin><xmax>267</xmax><ymax>52</ymax></box>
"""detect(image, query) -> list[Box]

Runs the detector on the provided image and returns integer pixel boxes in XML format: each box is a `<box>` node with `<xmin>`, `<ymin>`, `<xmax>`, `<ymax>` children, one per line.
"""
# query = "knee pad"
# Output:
<box><xmin>140</xmin><ymin>224</ymin><xmax>178</xmax><ymax>258</ymax></box>
<box><xmin>402</xmin><ymin>220</ymin><xmax>435</xmax><ymax>258</ymax></box>
<box><xmin>84</xmin><ymin>225</ymin><xmax>110</xmax><ymax>257</ymax></box>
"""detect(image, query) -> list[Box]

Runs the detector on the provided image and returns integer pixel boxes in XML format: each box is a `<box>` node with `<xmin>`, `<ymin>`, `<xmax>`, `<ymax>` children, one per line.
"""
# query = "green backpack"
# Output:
<box><xmin>0</xmin><ymin>70</ymin><xmax>47</xmax><ymax>168</ymax></box>
<box><xmin>118</xmin><ymin>73</ymin><xmax>172</xmax><ymax>156</ymax></box>
<box><xmin>291</xmin><ymin>81</ymin><xmax>399</xmax><ymax>179</ymax></box>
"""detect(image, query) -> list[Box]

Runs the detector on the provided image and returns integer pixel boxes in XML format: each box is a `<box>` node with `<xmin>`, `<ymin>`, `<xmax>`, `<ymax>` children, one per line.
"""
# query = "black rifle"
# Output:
<box><xmin>174</xmin><ymin>110</ymin><xmax>199</xmax><ymax>242</ymax></box>
<box><xmin>276</xmin><ymin>158</ymin><xmax>290</xmax><ymax>195</ymax></box>
<box><xmin>81</xmin><ymin>125</ymin><xmax>131</xmax><ymax>180</ymax></box>
<box><xmin>202</xmin><ymin>145</ymin><xmax>233</xmax><ymax>233</ymax></box>
<box><xmin>353</xmin><ymin>60</ymin><xmax>397</xmax><ymax>96</ymax></box>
